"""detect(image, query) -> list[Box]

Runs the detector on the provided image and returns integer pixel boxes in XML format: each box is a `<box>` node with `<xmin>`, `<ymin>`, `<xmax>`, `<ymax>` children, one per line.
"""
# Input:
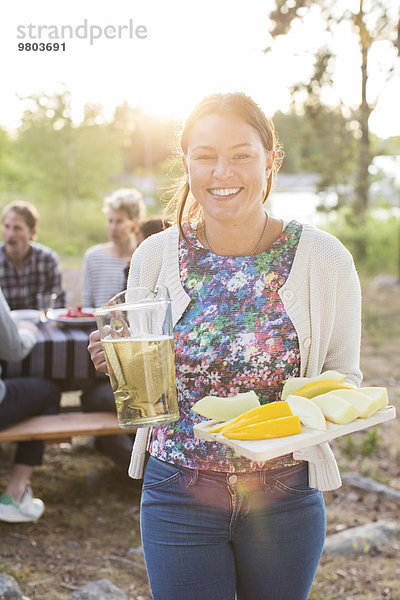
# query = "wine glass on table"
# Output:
<box><xmin>37</xmin><ymin>292</ymin><xmax>58</xmax><ymax>323</ymax></box>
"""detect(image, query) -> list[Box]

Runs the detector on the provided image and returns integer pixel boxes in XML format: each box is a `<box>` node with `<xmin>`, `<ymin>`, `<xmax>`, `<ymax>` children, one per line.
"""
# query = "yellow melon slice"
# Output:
<box><xmin>293</xmin><ymin>380</ymin><xmax>354</xmax><ymax>399</ymax></box>
<box><xmin>223</xmin><ymin>415</ymin><xmax>301</xmax><ymax>440</ymax></box>
<box><xmin>210</xmin><ymin>401</ymin><xmax>293</xmax><ymax>434</ymax></box>
<box><xmin>281</xmin><ymin>370</ymin><xmax>346</xmax><ymax>400</ymax></box>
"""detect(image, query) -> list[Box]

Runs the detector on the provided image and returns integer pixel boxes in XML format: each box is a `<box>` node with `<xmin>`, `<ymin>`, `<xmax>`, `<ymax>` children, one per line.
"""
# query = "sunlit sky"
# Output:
<box><xmin>1</xmin><ymin>0</ymin><xmax>399</xmax><ymax>138</ymax></box>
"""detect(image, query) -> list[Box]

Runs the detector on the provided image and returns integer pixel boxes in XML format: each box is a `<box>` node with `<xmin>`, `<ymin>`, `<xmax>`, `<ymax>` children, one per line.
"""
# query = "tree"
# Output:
<box><xmin>16</xmin><ymin>88</ymin><xmax>123</xmax><ymax>211</ymax></box>
<box><xmin>272</xmin><ymin>111</ymin><xmax>307</xmax><ymax>173</ymax></box>
<box><xmin>112</xmin><ymin>102</ymin><xmax>176</xmax><ymax>173</ymax></box>
<box><xmin>273</xmin><ymin>102</ymin><xmax>358</xmax><ymax>191</ymax></box>
<box><xmin>266</xmin><ymin>0</ymin><xmax>399</xmax><ymax>256</ymax></box>
<box><xmin>0</xmin><ymin>128</ymin><xmax>28</xmax><ymax>196</ymax></box>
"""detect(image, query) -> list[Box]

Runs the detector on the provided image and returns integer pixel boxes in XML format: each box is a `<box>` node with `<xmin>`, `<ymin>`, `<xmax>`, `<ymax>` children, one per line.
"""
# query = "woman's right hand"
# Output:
<box><xmin>88</xmin><ymin>329</ymin><xmax>108</xmax><ymax>373</ymax></box>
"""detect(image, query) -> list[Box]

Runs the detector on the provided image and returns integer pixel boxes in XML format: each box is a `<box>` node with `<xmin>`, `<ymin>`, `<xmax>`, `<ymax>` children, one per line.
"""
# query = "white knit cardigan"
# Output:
<box><xmin>127</xmin><ymin>223</ymin><xmax>362</xmax><ymax>491</ymax></box>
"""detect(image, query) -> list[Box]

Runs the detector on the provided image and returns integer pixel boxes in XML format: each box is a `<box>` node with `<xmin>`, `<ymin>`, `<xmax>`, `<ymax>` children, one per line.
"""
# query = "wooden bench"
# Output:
<box><xmin>0</xmin><ymin>412</ymin><xmax>137</xmax><ymax>443</ymax></box>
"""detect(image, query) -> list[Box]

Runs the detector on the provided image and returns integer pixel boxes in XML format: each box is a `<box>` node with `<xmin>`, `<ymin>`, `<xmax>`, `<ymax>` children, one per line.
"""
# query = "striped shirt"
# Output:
<box><xmin>81</xmin><ymin>244</ymin><xmax>129</xmax><ymax>308</ymax></box>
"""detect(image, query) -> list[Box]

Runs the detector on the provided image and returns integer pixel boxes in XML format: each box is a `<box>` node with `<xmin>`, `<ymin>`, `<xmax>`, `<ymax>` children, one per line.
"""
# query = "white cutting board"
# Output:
<box><xmin>193</xmin><ymin>406</ymin><xmax>396</xmax><ymax>462</ymax></box>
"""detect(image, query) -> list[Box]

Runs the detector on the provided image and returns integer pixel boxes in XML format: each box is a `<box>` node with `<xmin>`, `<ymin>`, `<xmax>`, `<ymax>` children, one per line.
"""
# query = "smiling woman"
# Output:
<box><xmin>88</xmin><ymin>91</ymin><xmax>363</xmax><ymax>600</ymax></box>
<box><xmin>165</xmin><ymin>93</ymin><xmax>285</xmax><ymax>256</ymax></box>
<box><xmin>182</xmin><ymin>113</ymin><xmax>276</xmax><ymax>255</ymax></box>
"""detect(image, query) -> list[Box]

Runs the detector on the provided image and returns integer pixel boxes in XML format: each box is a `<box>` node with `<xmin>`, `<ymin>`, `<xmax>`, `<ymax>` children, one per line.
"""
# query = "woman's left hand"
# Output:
<box><xmin>88</xmin><ymin>329</ymin><xmax>108</xmax><ymax>373</ymax></box>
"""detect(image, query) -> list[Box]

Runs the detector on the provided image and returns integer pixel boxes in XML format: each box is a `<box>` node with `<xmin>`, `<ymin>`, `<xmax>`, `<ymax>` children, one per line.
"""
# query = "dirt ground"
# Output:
<box><xmin>0</xmin><ymin>280</ymin><xmax>399</xmax><ymax>600</ymax></box>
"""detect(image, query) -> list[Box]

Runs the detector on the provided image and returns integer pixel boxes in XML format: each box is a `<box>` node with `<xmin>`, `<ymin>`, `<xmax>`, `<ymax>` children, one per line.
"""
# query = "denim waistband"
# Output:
<box><xmin>200</xmin><ymin>462</ymin><xmax>307</xmax><ymax>484</ymax></box>
<box><xmin>148</xmin><ymin>455</ymin><xmax>307</xmax><ymax>487</ymax></box>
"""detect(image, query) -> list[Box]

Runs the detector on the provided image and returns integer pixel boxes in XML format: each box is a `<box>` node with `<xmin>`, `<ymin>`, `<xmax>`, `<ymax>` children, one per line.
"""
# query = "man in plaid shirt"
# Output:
<box><xmin>0</xmin><ymin>201</ymin><xmax>66</xmax><ymax>310</ymax></box>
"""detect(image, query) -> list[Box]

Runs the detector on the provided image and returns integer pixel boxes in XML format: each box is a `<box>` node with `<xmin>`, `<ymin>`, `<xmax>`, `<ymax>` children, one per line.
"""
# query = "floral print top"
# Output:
<box><xmin>149</xmin><ymin>220</ymin><xmax>303</xmax><ymax>472</ymax></box>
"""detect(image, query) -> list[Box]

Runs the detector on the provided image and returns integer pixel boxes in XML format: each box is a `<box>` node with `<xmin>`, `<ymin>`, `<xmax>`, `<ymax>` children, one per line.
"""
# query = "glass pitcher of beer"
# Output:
<box><xmin>94</xmin><ymin>287</ymin><xmax>179</xmax><ymax>428</ymax></box>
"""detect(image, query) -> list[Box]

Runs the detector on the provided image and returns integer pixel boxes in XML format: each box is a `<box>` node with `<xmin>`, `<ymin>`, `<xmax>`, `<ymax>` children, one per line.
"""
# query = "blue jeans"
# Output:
<box><xmin>81</xmin><ymin>381</ymin><xmax>134</xmax><ymax>470</ymax></box>
<box><xmin>0</xmin><ymin>377</ymin><xmax>61</xmax><ymax>466</ymax></box>
<box><xmin>141</xmin><ymin>456</ymin><xmax>326</xmax><ymax>600</ymax></box>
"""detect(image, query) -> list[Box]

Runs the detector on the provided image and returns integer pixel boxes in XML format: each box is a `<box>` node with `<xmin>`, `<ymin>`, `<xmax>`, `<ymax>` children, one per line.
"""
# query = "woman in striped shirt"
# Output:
<box><xmin>81</xmin><ymin>188</ymin><xmax>146</xmax><ymax>309</ymax></box>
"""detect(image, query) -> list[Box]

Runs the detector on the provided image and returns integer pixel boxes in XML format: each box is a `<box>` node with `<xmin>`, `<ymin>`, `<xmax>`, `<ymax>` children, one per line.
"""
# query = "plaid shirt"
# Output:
<box><xmin>0</xmin><ymin>242</ymin><xmax>66</xmax><ymax>310</ymax></box>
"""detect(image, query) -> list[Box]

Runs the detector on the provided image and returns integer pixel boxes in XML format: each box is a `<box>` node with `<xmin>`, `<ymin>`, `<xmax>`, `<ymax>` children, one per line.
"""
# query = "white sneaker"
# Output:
<box><xmin>0</xmin><ymin>487</ymin><xmax>45</xmax><ymax>522</ymax></box>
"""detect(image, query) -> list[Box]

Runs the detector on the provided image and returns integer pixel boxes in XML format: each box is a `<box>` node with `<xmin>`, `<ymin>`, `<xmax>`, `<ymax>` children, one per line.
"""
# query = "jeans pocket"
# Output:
<box><xmin>143</xmin><ymin>456</ymin><xmax>195</xmax><ymax>490</ymax></box>
<box><xmin>273</xmin><ymin>464</ymin><xmax>317</xmax><ymax>497</ymax></box>
<box><xmin>261</xmin><ymin>464</ymin><xmax>316</xmax><ymax>498</ymax></box>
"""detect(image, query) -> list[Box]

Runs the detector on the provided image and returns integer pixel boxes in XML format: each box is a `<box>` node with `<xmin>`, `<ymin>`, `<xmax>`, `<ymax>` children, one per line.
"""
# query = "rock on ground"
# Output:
<box><xmin>0</xmin><ymin>572</ymin><xmax>30</xmax><ymax>599</ymax></box>
<box><xmin>72</xmin><ymin>578</ymin><xmax>127</xmax><ymax>600</ymax></box>
<box><xmin>323</xmin><ymin>520</ymin><xmax>399</xmax><ymax>557</ymax></box>
<box><xmin>342</xmin><ymin>473</ymin><xmax>400</xmax><ymax>503</ymax></box>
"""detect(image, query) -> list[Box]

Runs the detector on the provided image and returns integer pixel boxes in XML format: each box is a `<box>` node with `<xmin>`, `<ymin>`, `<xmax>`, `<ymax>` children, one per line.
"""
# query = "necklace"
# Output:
<box><xmin>202</xmin><ymin>212</ymin><xmax>270</xmax><ymax>256</ymax></box>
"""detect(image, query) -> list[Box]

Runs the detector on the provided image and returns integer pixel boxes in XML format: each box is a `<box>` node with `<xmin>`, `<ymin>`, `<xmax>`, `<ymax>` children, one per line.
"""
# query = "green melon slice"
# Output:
<box><xmin>286</xmin><ymin>395</ymin><xmax>327</xmax><ymax>431</ymax></box>
<box><xmin>191</xmin><ymin>391</ymin><xmax>260</xmax><ymax>421</ymax></box>
<box><xmin>311</xmin><ymin>392</ymin><xmax>360</xmax><ymax>424</ymax></box>
<box><xmin>358</xmin><ymin>387</ymin><xmax>389</xmax><ymax>409</ymax></box>
<box><xmin>328</xmin><ymin>389</ymin><xmax>380</xmax><ymax>418</ymax></box>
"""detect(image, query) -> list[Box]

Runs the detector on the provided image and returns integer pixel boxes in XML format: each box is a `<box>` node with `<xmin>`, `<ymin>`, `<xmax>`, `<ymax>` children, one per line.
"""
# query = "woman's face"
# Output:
<box><xmin>183</xmin><ymin>113</ymin><xmax>273</xmax><ymax>226</ymax></box>
<box><xmin>106</xmin><ymin>208</ymin><xmax>135</xmax><ymax>244</ymax></box>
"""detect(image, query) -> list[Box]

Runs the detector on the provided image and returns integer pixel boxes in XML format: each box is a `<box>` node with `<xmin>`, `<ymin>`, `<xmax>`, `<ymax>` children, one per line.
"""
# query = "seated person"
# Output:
<box><xmin>123</xmin><ymin>216</ymin><xmax>171</xmax><ymax>283</ymax></box>
<box><xmin>82</xmin><ymin>188</ymin><xmax>146</xmax><ymax>309</ymax></box>
<box><xmin>0</xmin><ymin>200</ymin><xmax>66</xmax><ymax>310</ymax></box>
<box><xmin>0</xmin><ymin>287</ymin><xmax>61</xmax><ymax>523</ymax></box>
<box><xmin>136</xmin><ymin>216</ymin><xmax>171</xmax><ymax>246</ymax></box>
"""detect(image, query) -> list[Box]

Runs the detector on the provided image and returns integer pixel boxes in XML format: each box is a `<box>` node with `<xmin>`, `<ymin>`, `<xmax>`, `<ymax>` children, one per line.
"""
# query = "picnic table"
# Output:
<box><xmin>1</xmin><ymin>320</ymin><xmax>102</xmax><ymax>386</ymax></box>
<box><xmin>0</xmin><ymin>320</ymin><xmax>135</xmax><ymax>444</ymax></box>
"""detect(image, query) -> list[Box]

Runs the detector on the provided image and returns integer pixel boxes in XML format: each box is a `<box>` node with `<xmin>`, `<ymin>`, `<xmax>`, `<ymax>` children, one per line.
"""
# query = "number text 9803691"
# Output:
<box><xmin>18</xmin><ymin>42</ymin><xmax>66</xmax><ymax>51</ymax></box>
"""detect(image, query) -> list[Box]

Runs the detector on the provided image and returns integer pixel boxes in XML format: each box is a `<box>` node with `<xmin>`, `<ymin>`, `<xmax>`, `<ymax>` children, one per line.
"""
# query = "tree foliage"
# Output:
<box><xmin>273</xmin><ymin>104</ymin><xmax>358</xmax><ymax>196</ymax></box>
<box><xmin>15</xmin><ymin>89</ymin><xmax>123</xmax><ymax>210</ymax></box>
<box><xmin>0</xmin><ymin>127</ymin><xmax>28</xmax><ymax>194</ymax></box>
<box><xmin>113</xmin><ymin>102</ymin><xmax>177</xmax><ymax>173</ymax></box>
<box><xmin>267</xmin><ymin>0</ymin><xmax>399</xmax><ymax>240</ymax></box>
<box><xmin>0</xmin><ymin>89</ymin><xmax>175</xmax><ymax>255</ymax></box>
